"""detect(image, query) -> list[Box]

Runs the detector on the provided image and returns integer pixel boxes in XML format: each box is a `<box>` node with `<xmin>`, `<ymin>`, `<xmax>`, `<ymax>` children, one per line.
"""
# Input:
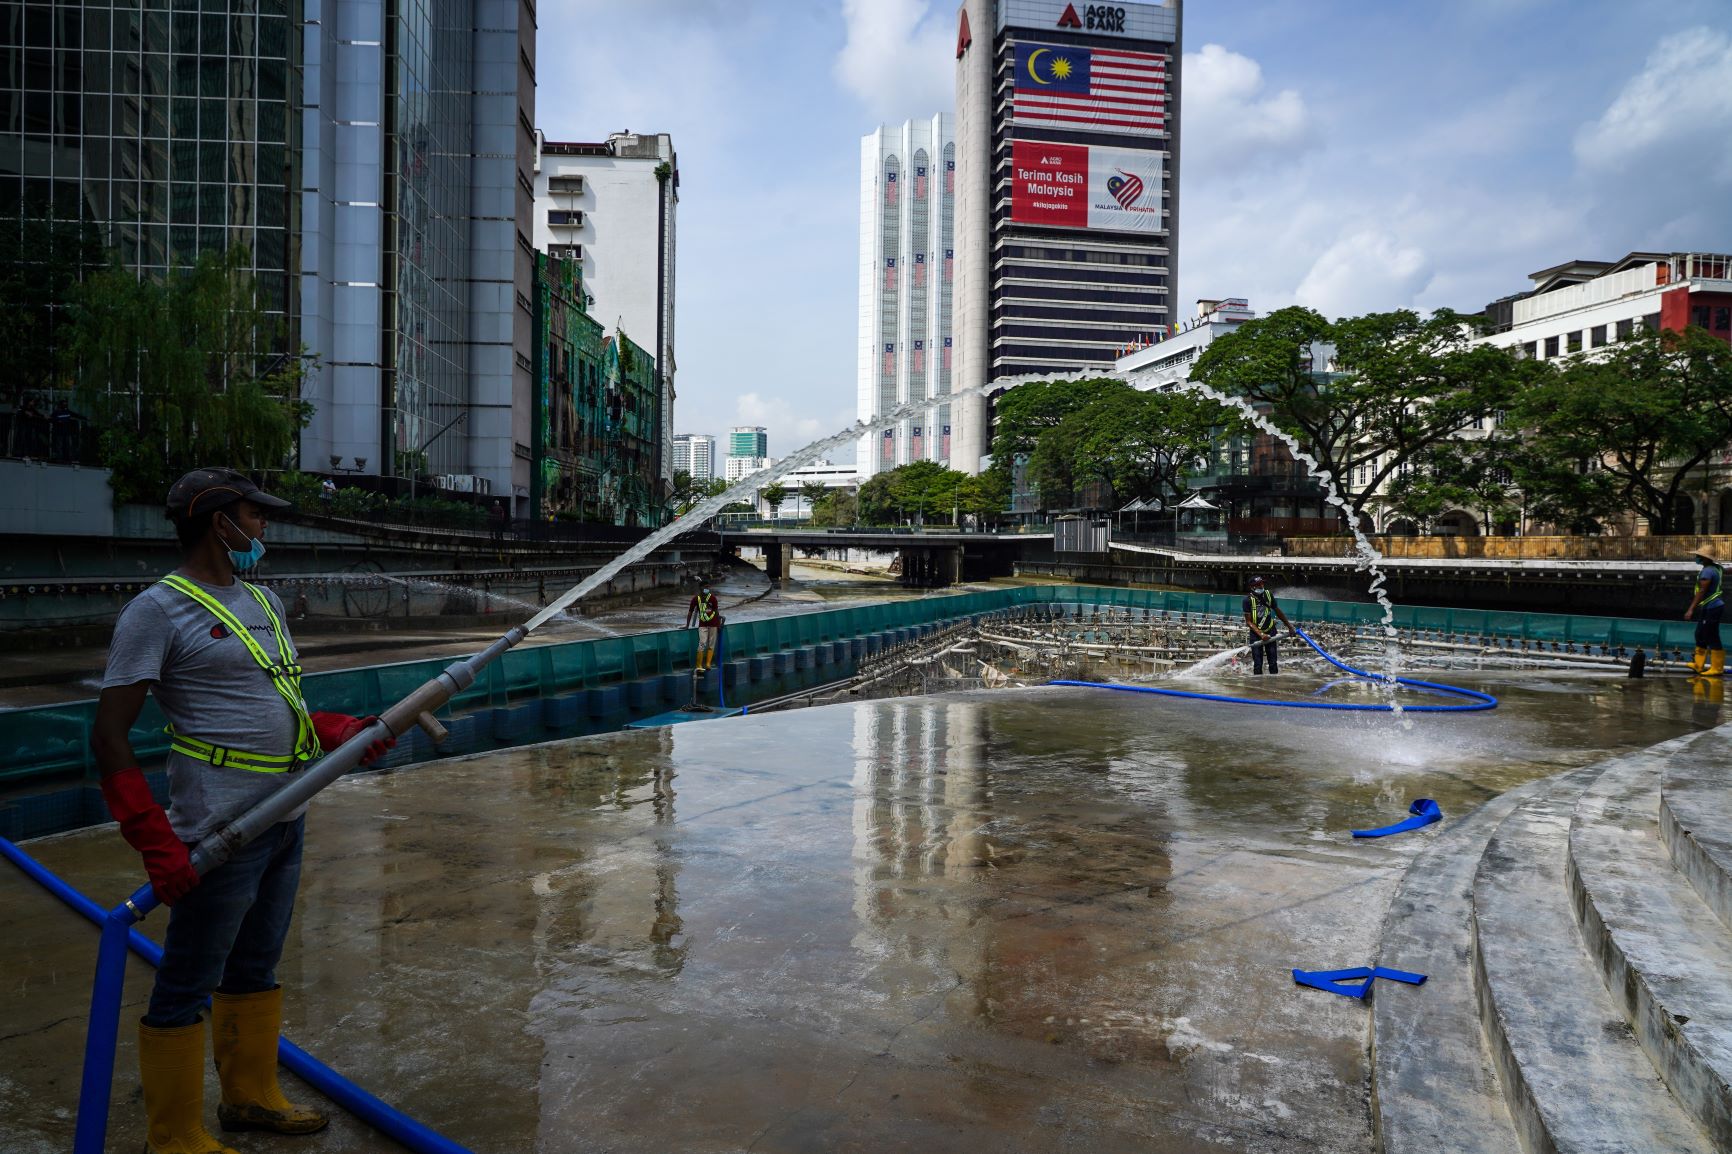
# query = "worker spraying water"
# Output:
<box><xmin>1242</xmin><ymin>576</ymin><xmax>1296</xmax><ymax>675</ymax></box>
<box><xmin>1684</xmin><ymin>542</ymin><xmax>1725</xmax><ymax>678</ymax></box>
<box><xmin>90</xmin><ymin>469</ymin><xmax>395</xmax><ymax>1154</ymax></box>
<box><xmin>685</xmin><ymin>579</ymin><xmax>724</xmax><ymax>673</ymax></box>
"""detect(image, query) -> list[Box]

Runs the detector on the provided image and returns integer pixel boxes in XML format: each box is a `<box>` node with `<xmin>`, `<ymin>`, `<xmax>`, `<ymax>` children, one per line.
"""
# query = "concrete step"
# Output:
<box><xmin>1567</xmin><ymin>733</ymin><xmax>1732</xmax><ymax>1147</ymax></box>
<box><xmin>1472</xmin><ymin>768</ymin><xmax>1715</xmax><ymax>1154</ymax></box>
<box><xmin>1660</xmin><ymin>726</ymin><xmax>1732</xmax><ymax>934</ymax></box>
<box><xmin>1372</xmin><ymin>779</ymin><xmax>1544</xmax><ymax>1153</ymax></box>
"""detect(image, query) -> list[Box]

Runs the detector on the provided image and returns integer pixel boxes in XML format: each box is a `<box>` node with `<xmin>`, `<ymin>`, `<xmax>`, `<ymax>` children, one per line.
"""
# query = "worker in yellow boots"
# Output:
<box><xmin>1684</xmin><ymin>542</ymin><xmax>1726</xmax><ymax>676</ymax></box>
<box><xmin>685</xmin><ymin>580</ymin><xmax>724</xmax><ymax>672</ymax></box>
<box><xmin>92</xmin><ymin>469</ymin><xmax>394</xmax><ymax>1153</ymax></box>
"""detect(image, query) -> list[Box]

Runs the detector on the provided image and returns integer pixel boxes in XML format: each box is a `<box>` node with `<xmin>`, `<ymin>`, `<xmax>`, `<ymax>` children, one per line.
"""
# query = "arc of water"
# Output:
<box><xmin>523</xmin><ymin>367</ymin><xmax>1404</xmax><ymax>687</ymax></box>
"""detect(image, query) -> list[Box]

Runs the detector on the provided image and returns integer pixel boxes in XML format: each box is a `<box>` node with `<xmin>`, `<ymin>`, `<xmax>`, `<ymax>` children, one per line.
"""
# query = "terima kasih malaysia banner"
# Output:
<box><xmin>1009</xmin><ymin>140</ymin><xmax>1163</xmax><ymax>233</ymax></box>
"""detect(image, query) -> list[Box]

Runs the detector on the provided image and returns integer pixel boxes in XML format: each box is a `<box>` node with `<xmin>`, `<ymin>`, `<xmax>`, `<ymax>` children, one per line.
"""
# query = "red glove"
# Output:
<box><xmin>100</xmin><ymin>767</ymin><xmax>199</xmax><ymax>906</ymax></box>
<box><xmin>310</xmin><ymin>711</ymin><xmax>395</xmax><ymax>767</ymax></box>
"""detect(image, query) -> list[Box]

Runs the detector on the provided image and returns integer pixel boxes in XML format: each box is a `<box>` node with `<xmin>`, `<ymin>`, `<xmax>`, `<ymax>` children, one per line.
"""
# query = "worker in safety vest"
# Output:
<box><xmin>1242</xmin><ymin>575</ymin><xmax>1295</xmax><ymax>675</ymax></box>
<box><xmin>1685</xmin><ymin>542</ymin><xmax>1726</xmax><ymax>677</ymax></box>
<box><xmin>91</xmin><ymin>468</ymin><xmax>394</xmax><ymax>1153</ymax></box>
<box><xmin>685</xmin><ymin>581</ymin><xmax>725</xmax><ymax>672</ymax></box>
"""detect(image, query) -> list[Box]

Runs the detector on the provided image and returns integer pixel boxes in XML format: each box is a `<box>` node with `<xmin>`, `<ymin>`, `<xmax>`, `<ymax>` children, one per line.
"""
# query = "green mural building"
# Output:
<box><xmin>532</xmin><ymin>251</ymin><xmax>665</xmax><ymax>526</ymax></box>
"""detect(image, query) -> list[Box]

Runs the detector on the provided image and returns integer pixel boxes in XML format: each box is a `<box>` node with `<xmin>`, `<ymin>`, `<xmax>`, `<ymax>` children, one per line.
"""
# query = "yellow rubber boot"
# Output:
<box><xmin>1708</xmin><ymin>650</ymin><xmax>1725</xmax><ymax>678</ymax></box>
<box><xmin>138</xmin><ymin>1019</ymin><xmax>238</xmax><ymax>1154</ymax></box>
<box><xmin>211</xmin><ymin>987</ymin><xmax>328</xmax><ymax>1135</ymax></box>
<box><xmin>1690</xmin><ymin>647</ymin><xmax>1709</xmax><ymax>673</ymax></box>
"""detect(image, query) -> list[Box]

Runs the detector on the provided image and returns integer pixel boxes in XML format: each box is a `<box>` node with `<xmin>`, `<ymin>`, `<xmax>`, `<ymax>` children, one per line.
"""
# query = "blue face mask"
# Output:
<box><xmin>220</xmin><ymin>516</ymin><xmax>267</xmax><ymax>572</ymax></box>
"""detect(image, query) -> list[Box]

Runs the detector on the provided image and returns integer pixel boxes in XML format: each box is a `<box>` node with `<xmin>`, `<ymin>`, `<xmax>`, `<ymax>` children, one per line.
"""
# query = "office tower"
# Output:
<box><xmin>672</xmin><ymin>433</ymin><xmax>716</xmax><ymax>483</ymax></box>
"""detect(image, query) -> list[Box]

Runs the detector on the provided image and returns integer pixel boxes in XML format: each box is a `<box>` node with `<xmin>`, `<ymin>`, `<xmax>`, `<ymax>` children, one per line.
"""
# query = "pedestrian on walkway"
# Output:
<box><xmin>1242</xmin><ymin>575</ymin><xmax>1295</xmax><ymax>675</ymax></box>
<box><xmin>685</xmin><ymin>580</ymin><xmax>724</xmax><ymax>672</ymax></box>
<box><xmin>1685</xmin><ymin>542</ymin><xmax>1725</xmax><ymax>677</ymax></box>
<box><xmin>91</xmin><ymin>467</ymin><xmax>394</xmax><ymax>1153</ymax></box>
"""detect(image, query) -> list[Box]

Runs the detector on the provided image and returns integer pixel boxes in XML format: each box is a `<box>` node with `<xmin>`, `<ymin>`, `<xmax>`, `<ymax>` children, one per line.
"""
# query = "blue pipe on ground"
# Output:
<box><xmin>0</xmin><ymin>834</ymin><xmax>475</xmax><ymax>1154</ymax></box>
<box><xmin>1050</xmin><ymin>627</ymin><xmax>1497</xmax><ymax>713</ymax></box>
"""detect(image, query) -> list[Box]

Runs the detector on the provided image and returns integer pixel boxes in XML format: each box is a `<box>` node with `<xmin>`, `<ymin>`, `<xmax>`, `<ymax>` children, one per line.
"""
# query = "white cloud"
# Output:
<box><xmin>1295</xmin><ymin>229</ymin><xmax>1431</xmax><ymax>319</ymax></box>
<box><xmin>1575</xmin><ymin>27</ymin><xmax>1732</xmax><ymax>178</ymax></box>
<box><xmin>1572</xmin><ymin>27</ymin><xmax>1732</xmax><ymax>244</ymax></box>
<box><xmin>835</xmin><ymin>0</ymin><xmax>955</xmax><ymax>121</ymax></box>
<box><xmin>1180</xmin><ymin>44</ymin><xmax>1310</xmax><ymax>177</ymax></box>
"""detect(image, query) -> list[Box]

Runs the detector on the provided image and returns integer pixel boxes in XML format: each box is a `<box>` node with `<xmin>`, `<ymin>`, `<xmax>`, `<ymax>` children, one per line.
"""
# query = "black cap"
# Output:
<box><xmin>1250</xmin><ymin>574</ymin><xmax>1266</xmax><ymax>585</ymax></box>
<box><xmin>165</xmin><ymin>468</ymin><xmax>291</xmax><ymax>517</ymax></box>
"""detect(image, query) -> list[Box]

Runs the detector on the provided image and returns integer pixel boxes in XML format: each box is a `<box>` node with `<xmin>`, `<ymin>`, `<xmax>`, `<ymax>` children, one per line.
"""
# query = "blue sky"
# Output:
<box><xmin>539</xmin><ymin>0</ymin><xmax>1732</xmax><ymax>463</ymax></box>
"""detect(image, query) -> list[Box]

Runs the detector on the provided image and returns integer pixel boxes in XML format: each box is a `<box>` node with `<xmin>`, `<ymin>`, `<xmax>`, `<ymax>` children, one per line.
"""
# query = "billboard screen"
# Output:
<box><xmin>998</xmin><ymin>1</ymin><xmax>1178</xmax><ymax>43</ymax></box>
<box><xmin>1008</xmin><ymin>141</ymin><xmax>1163</xmax><ymax>233</ymax></box>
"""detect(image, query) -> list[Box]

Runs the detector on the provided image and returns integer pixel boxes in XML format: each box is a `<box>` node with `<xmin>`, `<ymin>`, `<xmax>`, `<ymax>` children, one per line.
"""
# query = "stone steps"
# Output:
<box><xmin>1371</xmin><ymin>780</ymin><xmax>1541</xmax><ymax>1153</ymax></box>
<box><xmin>1471</xmin><ymin>763</ymin><xmax>1714</xmax><ymax>1154</ymax></box>
<box><xmin>1660</xmin><ymin>727</ymin><xmax>1732</xmax><ymax>933</ymax></box>
<box><xmin>1568</xmin><ymin>734</ymin><xmax>1732</xmax><ymax>1148</ymax></box>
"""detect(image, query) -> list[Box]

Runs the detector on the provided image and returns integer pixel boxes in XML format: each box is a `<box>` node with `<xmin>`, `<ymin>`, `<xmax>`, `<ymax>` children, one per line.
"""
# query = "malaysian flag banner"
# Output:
<box><xmin>1009</xmin><ymin>140</ymin><xmax>1162</xmax><ymax>233</ymax></box>
<box><xmin>884</xmin><ymin>169</ymin><xmax>897</xmax><ymax>205</ymax></box>
<box><xmin>943</xmin><ymin>248</ymin><xmax>953</xmax><ymax>282</ymax></box>
<box><xmin>882</xmin><ymin>342</ymin><xmax>895</xmax><ymax>376</ymax></box>
<box><xmin>913</xmin><ymin>252</ymin><xmax>925</xmax><ymax>287</ymax></box>
<box><xmin>912</xmin><ymin>339</ymin><xmax>925</xmax><ymax>371</ymax></box>
<box><xmin>1012</xmin><ymin>41</ymin><xmax>1166</xmax><ymax>136</ymax></box>
<box><xmin>914</xmin><ymin>166</ymin><xmax>927</xmax><ymax>199</ymax></box>
<box><xmin>882</xmin><ymin>428</ymin><xmax>894</xmax><ymax>462</ymax></box>
<box><xmin>942</xmin><ymin>423</ymin><xmax>951</xmax><ymax>457</ymax></box>
<box><xmin>911</xmin><ymin>426</ymin><xmax>923</xmax><ymax>458</ymax></box>
<box><xmin>884</xmin><ymin>256</ymin><xmax>896</xmax><ymax>290</ymax></box>
<box><xmin>945</xmin><ymin>159</ymin><xmax>955</xmax><ymax>195</ymax></box>
<box><xmin>941</xmin><ymin>336</ymin><xmax>952</xmax><ymax>370</ymax></box>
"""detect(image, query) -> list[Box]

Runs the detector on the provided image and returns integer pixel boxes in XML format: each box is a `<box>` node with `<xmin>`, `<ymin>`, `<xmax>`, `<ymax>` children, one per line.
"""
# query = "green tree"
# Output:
<box><xmin>856</xmin><ymin>471</ymin><xmax>897</xmax><ymax>525</ymax></box>
<box><xmin>62</xmin><ymin>247</ymin><xmax>310</xmax><ymax>504</ymax></box>
<box><xmin>0</xmin><ymin>213</ymin><xmax>105</xmax><ymax>407</ymax></box>
<box><xmin>1191</xmin><ymin>306</ymin><xmax>1529</xmax><ymax>518</ymax></box>
<box><xmin>1508</xmin><ymin>325</ymin><xmax>1732</xmax><ymax>534</ymax></box>
<box><xmin>988</xmin><ymin>376</ymin><xmax>1114</xmax><ymax>483</ymax></box>
<box><xmin>798</xmin><ymin>480</ymin><xmax>828</xmax><ymax>519</ymax></box>
<box><xmin>887</xmin><ymin>459</ymin><xmax>956</xmax><ymax>524</ymax></box>
<box><xmin>761</xmin><ymin>481</ymin><xmax>787</xmax><ymax>520</ymax></box>
<box><xmin>1382</xmin><ymin>435</ymin><xmax>1523</xmax><ymax>533</ymax></box>
<box><xmin>810</xmin><ymin>489</ymin><xmax>858</xmax><ymax>527</ymax></box>
<box><xmin>671</xmin><ymin>468</ymin><xmax>700</xmax><ymax>515</ymax></box>
<box><xmin>703</xmin><ymin>476</ymin><xmax>732</xmax><ymax>499</ymax></box>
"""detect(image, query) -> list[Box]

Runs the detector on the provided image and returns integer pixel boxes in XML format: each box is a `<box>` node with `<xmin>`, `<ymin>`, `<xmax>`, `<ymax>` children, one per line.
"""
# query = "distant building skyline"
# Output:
<box><xmin>728</xmin><ymin>426</ymin><xmax>768</xmax><ymax>459</ymax></box>
<box><xmin>856</xmin><ymin>115</ymin><xmax>955</xmax><ymax>480</ymax></box>
<box><xmin>673</xmin><ymin>432</ymin><xmax>717</xmax><ymax>482</ymax></box>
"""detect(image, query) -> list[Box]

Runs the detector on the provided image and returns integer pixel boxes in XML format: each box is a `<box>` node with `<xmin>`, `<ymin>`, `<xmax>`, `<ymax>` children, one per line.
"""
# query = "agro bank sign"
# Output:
<box><xmin>997</xmin><ymin>0</ymin><xmax>1178</xmax><ymax>42</ymax></box>
<box><xmin>1009</xmin><ymin>141</ymin><xmax>1163</xmax><ymax>233</ymax></box>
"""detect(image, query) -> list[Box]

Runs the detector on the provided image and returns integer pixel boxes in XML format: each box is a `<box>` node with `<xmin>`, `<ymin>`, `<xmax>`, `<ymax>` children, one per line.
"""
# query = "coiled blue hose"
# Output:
<box><xmin>1050</xmin><ymin>627</ymin><xmax>1497</xmax><ymax>712</ymax></box>
<box><xmin>0</xmin><ymin>833</ymin><xmax>475</xmax><ymax>1154</ymax></box>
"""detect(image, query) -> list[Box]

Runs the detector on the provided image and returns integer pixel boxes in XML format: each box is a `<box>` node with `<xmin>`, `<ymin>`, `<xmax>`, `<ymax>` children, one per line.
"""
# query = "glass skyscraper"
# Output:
<box><xmin>1</xmin><ymin>0</ymin><xmax>298</xmax><ymax>336</ymax></box>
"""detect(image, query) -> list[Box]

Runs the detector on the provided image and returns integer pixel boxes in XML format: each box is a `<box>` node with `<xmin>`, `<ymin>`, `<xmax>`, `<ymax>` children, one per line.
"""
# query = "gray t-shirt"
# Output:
<box><xmin>103</xmin><ymin>574</ymin><xmax>310</xmax><ymax>842</ymax></box>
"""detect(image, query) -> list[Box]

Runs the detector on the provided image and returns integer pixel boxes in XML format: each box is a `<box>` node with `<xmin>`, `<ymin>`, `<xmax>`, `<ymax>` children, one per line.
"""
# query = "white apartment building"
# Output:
<box><xmin>533</xmin><ymin>131</ymin><xmax>679</xmax><ymax>488</ymax></box>
<box><xmin>725</xmin><ymin>455</ymin><xmax>771</xmax><ymax>483</ymax></box>
<box><xmin>672</xmin><ymin>433</ymin><xmax>716</xmax><ymax>483</ymax></box>
<box><xmin>856</xmin><ymin>115</ymin><xmax>956</xmax><ymax>479</ymax></box>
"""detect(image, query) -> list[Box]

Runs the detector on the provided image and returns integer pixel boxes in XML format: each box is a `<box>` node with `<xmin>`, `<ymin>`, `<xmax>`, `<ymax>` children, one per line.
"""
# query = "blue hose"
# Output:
<box><xmin>1050</xmin><ymin>627</ymin><xmax>1497</xmax><ymax>713</ymax></box>
<box><xmin>0</xmin><ymin>833</ymin><xmax>475</xmax><ymax>1154</ymax></box>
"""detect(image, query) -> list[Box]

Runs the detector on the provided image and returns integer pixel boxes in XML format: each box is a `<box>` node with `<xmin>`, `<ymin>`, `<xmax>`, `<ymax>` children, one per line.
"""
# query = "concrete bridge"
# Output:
<box><xmin>726</xmin><ymin>528</ymin><xmax>1041</xmax><ymax>587</ymax></box>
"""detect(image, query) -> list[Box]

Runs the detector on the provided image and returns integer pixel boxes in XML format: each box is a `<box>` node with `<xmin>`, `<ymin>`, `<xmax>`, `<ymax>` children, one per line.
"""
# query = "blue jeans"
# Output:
<box><xmin>1696</xmin><ymin>601</ymin><xmax>1725</xmax><ymax>652</ymax></box>
<box><xmin>145</xmin><ymin>816</ymin><xmax>304</xmax><ymax>1028</ymax></box>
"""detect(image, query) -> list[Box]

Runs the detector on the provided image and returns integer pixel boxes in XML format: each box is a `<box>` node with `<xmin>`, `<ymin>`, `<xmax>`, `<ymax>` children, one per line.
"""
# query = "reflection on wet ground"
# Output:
<box><xmin>0</xmin><ymin>670</ymin><xmax>1710</xmax><ymax>1153</ymax></box>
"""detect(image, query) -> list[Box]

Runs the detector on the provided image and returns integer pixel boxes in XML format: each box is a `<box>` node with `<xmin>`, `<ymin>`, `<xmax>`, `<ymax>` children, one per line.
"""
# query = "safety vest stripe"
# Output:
<box><xmin>1706</xmin><ymin>565</ymin><xmax>1724</xmax><ymax>606</ymax></box>
<box><xmin>1249</xmin><ymin>591</ymin><xmax>1275</xmax><ymax>630</ymax></box>
<box><xmin>158</xmin><ymin>574</ymin><xmax>321</xmax><ymax>768</ymax></box>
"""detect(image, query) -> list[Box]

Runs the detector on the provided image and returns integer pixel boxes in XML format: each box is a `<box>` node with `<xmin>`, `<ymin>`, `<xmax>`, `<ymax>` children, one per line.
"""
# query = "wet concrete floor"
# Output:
<box><xmin>0</xmin><ymin>668</ymin><xmax>1714</xmax><ymax>1152</ymax></box>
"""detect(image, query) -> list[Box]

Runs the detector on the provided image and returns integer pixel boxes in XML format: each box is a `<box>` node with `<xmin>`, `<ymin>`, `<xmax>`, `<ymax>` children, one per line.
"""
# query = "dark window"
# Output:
<box><xmin>1590</xmin><ymin>325</ymin><xmax>1607</xmax><ymax>347</ymax></box>
<box><xmin>1544</xmin><ymin>335</ymin><xmax>1559</xmax><ymax>357</ymax></box>
<box><xmin>1566</xmin><ymin>331</ymin><xmax>1582</xmax><ymax>352</ymax></box>
<box><xmin>1692</xmin><ymin>305</ymin><xmax>1712</xmax><ymax>329</ymax></box>
<box><xmin>1521</xmin><ymin>342</ymin><xmax>1537</xmax><ymax>360</ymax></box>
<box><xmin>1617</xmin><ymin>318</ymin><xmax>1634</xmax><ymax>340</ymax></box>
<box><xmin>1715</xmin><ymin>307</ymin><xmax>1731</xmax><ymax>333</ymax></box>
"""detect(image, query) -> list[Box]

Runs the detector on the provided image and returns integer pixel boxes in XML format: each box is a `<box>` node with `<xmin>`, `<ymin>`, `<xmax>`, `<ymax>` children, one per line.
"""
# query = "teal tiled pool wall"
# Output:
<box><xmin>1</xmin><ymin>585</ymin><xmax>1692</xmax><ymax>840</ymax></box>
